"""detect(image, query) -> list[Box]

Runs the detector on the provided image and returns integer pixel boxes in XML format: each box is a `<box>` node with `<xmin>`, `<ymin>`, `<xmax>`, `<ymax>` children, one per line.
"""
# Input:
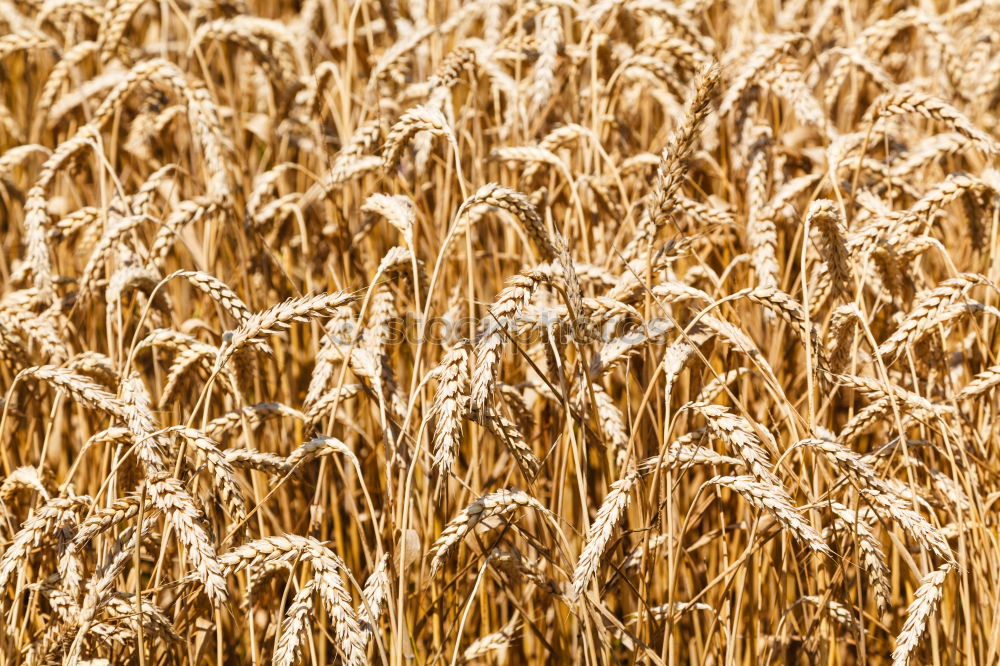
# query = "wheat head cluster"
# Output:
<box><xmin>1</xmin><ymin>0</ymin><xmax>1000</xmax><ymax>663</ymax></box>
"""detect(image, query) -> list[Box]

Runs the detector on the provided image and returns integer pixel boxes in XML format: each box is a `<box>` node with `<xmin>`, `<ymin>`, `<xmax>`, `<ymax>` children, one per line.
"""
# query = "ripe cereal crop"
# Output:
<box><xmin>2</xmin><ymin>0</ymin><xmax>1000</xmax><ymax>664</ymax></box>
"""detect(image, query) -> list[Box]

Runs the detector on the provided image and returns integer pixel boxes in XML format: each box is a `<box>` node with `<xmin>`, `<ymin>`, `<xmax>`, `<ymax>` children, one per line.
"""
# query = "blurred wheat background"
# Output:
<box><xmin>1</xmin><ymin>0</ymin><xmax>1000</xmax><ymax>663</ymax></box>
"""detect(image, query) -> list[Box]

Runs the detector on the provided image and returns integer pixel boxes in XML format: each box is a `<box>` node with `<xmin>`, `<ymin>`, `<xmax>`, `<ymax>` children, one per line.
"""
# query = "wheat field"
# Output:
<box><xmin>1</xmin><ymin>0</ymin><xmax>1000</xmax><ymax>663</ymax></box>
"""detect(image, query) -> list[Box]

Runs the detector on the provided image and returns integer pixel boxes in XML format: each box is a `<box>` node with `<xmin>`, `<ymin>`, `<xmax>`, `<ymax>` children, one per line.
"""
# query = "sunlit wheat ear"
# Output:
<box><xmin>866</xmin><ymin>88</ymin><xmax>1000</xmax><ymax>153</ymax></box>
<box><xmin>169</xmin><ymin>270</ymin><xmax>252</xmax><ymax>325</ymax></box>
<box><xmin>16</xmin><ymin>365</ymin><xmax>126</xmax><ymax>419</ymax></box>
<box><xmin>858</xmin><ymin>488</ymin><xmax>953</xmax><ymax>564</ymax></box>
<box><xmin>956</xmin><ymin>365</ymin><xmax>1000</xmax><ymax>400</ymax></box>
<box><xmin>638</xmin><ymin>429</ymin><xmax>743</xmax><ymax>474</ymax></box>
<box><xmin>892</xmin><ymin>564</ymin><xmax>952</xmax><ymax>666</ymax></box>
<box><xmin>429</xmin><ymin>488</ymin><xmax>553</xmax><ymax>575</ymax></box>
<box><xmin>70</xmin><ymin>493</ymin><xmax>145</xmax><ymax>552</ymax></box>
<box><xmin>0</xmin><ymin>466</ymin><xmax>50</xmax><ymax>503</ymax></box>
<box><xmin>223</xmin><ymin>448</ymin><xmax>294</xmax><ymax>477</ymax></box>
<box><xmin>286</xmin><ymin>435</ymin><xmax>359</xmax><ymax>472</ymax></box>
<box><xmin>688</xmin><ymin>402</ymin><xmax>776</xmax><ymax>484</ymax></box>
<box><xmin>273</xmin><ymin>579</ymin><xmax>317</xmax><ymax>666</ymax></box>
<box><xmin>382</xmin><ymin>104</ymin><xmax>456</xmax><ymax>171</ymax></box>
<box><xmin>220</xmin><ymin>535</ymin><xmax>366</xmax><ymax>666</ymax></box>
<box><xmin>469</xmin><ymin>270</ymin><xmax>548</xmax><ymax>416</ymax></box>
<box><xmin>465</xmin><ymin>399</ymin><xmax>542</xmax><ymax>480</ymax></box>
<box><xmin>829</xmin><ymin>502</ymin><xmax>891</xmax><ymax>616</ymax></box>
<box><xmin>529</xmin><ymin>7</ymin><xmax>561</xmax><ymax>116</ymax></box>
<box><xmin>745</xmin><ymin>125</ymin><xmax>778</xmax><ymax>293</ymax></box>
<box><xmin>0</xmin><ymin>496</ymin><xmax>90</xmax><ymax>594</ymax></box>
<box><xmin>807</xmin><ymin>200</ymin><xmax>852</xmax><ymax>299</ymax></box>
<box><xmin>168</xmin><ymin>426</ymin><xmax>246</xmax><ymax>524</ymax></box>
<box><xmin>571</xmin><ymin>467</ymin><xmax>640</xmax><ymax>601</ymax></box>
<box><xmin>877</xmin><ymin>273</ymin><xmax>995</xmax><ymax>363</ymax></box>
<box><xmin>626</xmin><ymin>61</ymin><xmax>720</xmax><ymax>256</ymax></box>
<box><xmin>22</xmin><ymin>125</ymin><xmax>100</xmax><ymax>295</ymax></box>
<box><xmin>216</xmin><ymin>291</ymin><xmax>356</xmax><ymax>369</ymax></box>
<box><xmin>709</xmin><ymin>475</ymin><xmax>831</xmax><ymax>555</ymax></box>
<box><xmin>146</xmin><ymin>473</ymin><xmax>227</xmax><ymax>602</ymax></box>
<box><xmin>359</xmin><ymin>553</ymin><xmax>389</xmax><ymax>644</ymax></box>
<box><xmin>361</xmin><ymin>193</ymin><xmax>416</xmax><ymax>248</ymax></box>
<box><xmin>430</xmin><ymin>342</ymin><xmax>470</xmax><ymax>478</ymax></box>
<box><xmin>462</xmin><ymin>616</ymin><xmax>521</xmax><ymax>663</ymax></box>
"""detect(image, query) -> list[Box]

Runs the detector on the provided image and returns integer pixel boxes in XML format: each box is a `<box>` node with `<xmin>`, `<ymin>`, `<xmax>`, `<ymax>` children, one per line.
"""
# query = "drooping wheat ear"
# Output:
<box><xmin>223</xmin><ymin>448</ymin><xmax>294</xmax><ymax>477</ymax></box>
<box><xmin>273</xmin><ymin>579</ymin><xmax>317</xmax><ymax>666</ymax></box>
<box><xmin>746</xmin><ymin>125</ymin><xmax>778</xmax><ymax>292</ymax></box>
<box><xmin>956</xmin><ymin>365</ymin><xmax>1000</xmax><ymax>400</ymax></box>
<box><xmin>0</xmin><ymin>143</ymin><xmax>50</xmax><ymax>178</ymax></box>
<box><xmin>831</xmin><ymin>372</ymin><xmax>947</xmax><ymax>420</ymax></box>
<box><xmin>22</xmin><ymin>125</ymin><xmax>99</xmax><ymax>294</ymax></box>
<box><xmin>858</xmin><ymin>488</ymin><xmax>953</xmax><ymax>564</ymax></box>
<box><xmin>70</xmin><ymin>493</ymin><xmax>145</xmax><ymax>551</ymax></box>
<box><xmin>519</xmin><ymin>123</ymin><xmax>593</xmax><ymax>182</ymax></box>
<box><xmin>120</xmin><ymin>371</ymin><xmax>172</xmax><ymax>476</ymax></box>
<box><xmin>17</xmin><ymin>365</ymin><xmax>126</xmax><ymax>419</ymax></box>
<box><xmin>87</xmin><ymin>59</ymin><xmax>231</xmax><ymax>199</ymax></box>
<box><xmin>430</xmin><ymin>488</ymin><xmax>553</xmax><ymax>575</ymax></box>
<box><xmin>305</xmin><ymin>309</ymin><xmax>358</xmax><ymax>408</ymax></box>
<box><xmin>836</xmin><ymin>396</ymin><xmax>892</xmax><ymax>444</ymax></box>
<box><xmin>689</xmin><ymin>402</ymin><xmax>776</xmax><ymax>484</ymax></box>
<box><xmin>0</xmin><ymin>466</ymin><xmax>50</xmax><ymax>502</ymax></box>
<box><xmin>220</xmin><ymin>535</ymin><xmax>366</xmax><ymax>666</ymax></box>
<box><xmin>710</xmin><ymin>475</ymin><xmax>831</xmax><ymax>555</ymax></box>
<box><xmin>286</xmin><ymin>435</ymin><xmax>359</xmax><ymax>472</ymax></box>
<box><xmin>66</xmin><ymin>351</ymin><xmax>117</xmax><ymax>388</ymax></box>
<box><xmin>204</xmin><ymin>402</ymin><xmax>306</xmax><ymax>439</ymax></box>
<box><xmin>796</xmin><ymin>437</ymin><xmax>881</xmax><ymax>489</ymax></box>
<box><xmin>826</xmin><ymin>304</ymin><xmax>862</xmax><ymax>373</ymax></box>
<box><xmin>892</xmin><ymin>563</ymin><xmax>952</xmax><ymax>666</ymax></box>
<box><xmin>0</xmin><ymin>304</ymin><xmax>69</xmax><ymax>363</ymax></box>
<box><xmin>382</xmin><ymin>104</ymin><xmax>456</xmax><ymax>171</ymax></box>
<box><xmin>431</xmin><ymin>342</ymin><xmax>470</xmax><ymax>478</ymax></box>
<box><xmin>0</xmin><ymin>29</ymin><xmax>54</xmax><ymax>60</ymax></box>
<box><xmin>737</xmin><ymin>286</ymin><xmax>828</xmax><ymax>364</ymax></box>
<box><xmin>361</xmin><ymin>193</ymin><xmax>416</xmax><ymax>248</ymax></box>
<box><xmin>77</xmin><ymin>214</ymin><xmax>150</xmax><ymax>294</ymax></box>
<box><xmin>359</xmin><ymin>553</ymin><xmax>389</xmax><ymax>643</ymax></box>
<box><xmin>571</xmin><ymin>467</ymin><xmax>640</xmax><ymax>600</ymax></box>
<box><xmin>451</xmin><ymin>182</ymin><xmax>558</xmax><ymax>258</ymax></box>
<box><xmin>462</xmin><ymin>616</ymin><xmax>521</xmax><ymax>662</ymax></box>
<box><xmin>866</xmin><ymin>89</ymin><xmax>1000</xmax><ymax>154</ymax></box>
<box><xmin>146</xmin><ymin>473</ymin><xmax>227</xmax><ymax>602</ymax></box>
<box><xmin>829</xmin><ymin>502</ymin><xmax>890</xmax><ymax>616</ymax></box>
<box><xmin>877</xmin><ymin>273</ymin><xmax>994</xmax><ymax>363</ymax></box>
<box><xmin>0</xmin><ymin>496</ymin><xmax>90</xmax><ymax>593</ymax></box>
<box><xmin>190</xmin><ymin>16</ymin><xmax>302</xmax><ymax>82</ymax></box>
<box><xmin>807</xmin><ymin>200</ymin><xmax>852</xmax><ymax>299</ymax></box>
<box><xmin>639</xmin><ymin>429</ymin><xmax>743</xmax><ymax>475</ymax></box>
<box><xmin>469</xmin><ymin>270</ymin><xmax>548</xmax><ymax>416</ymax></box>
<box><xmin>591</xmin><ymin>319</ymin><xmax>675</xmax><ymax>376</ymax></box>
<box><xmin>169</xmin><ymin>426</ymin><xmax>246</xmax><ymax>524</ymax></box>
<box><xmin>149</xmin><ymin>198</ymin><xmax>222</xmax><ymax>269</ymax></box>
<box><xmin>216</xmin><ymin>291</ymin><xmax>356</xmax><ymax>370</ymax></box>
<box><xmin>170</xmin><ymin>271</ymin><xmax>252</xmax><ymax>325</ymax></box>
<box><xmin>765</xmin><ymin>59</ymin><xmax>829</xmax><ymax>132</ymax></box>
<box><xmin>800</xmin><ymin>596</ymin><xmax>855</xmax><ymax>629</ymax></box>
<box><xmin>529</xmin><ymin>7</ymin><xmax>562</xmax><ymax>116</ymax></box>
<box><xmin>466</xmin><ymin>400</ymin><xmax>542</xmax><ymax>480</ymax></box>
